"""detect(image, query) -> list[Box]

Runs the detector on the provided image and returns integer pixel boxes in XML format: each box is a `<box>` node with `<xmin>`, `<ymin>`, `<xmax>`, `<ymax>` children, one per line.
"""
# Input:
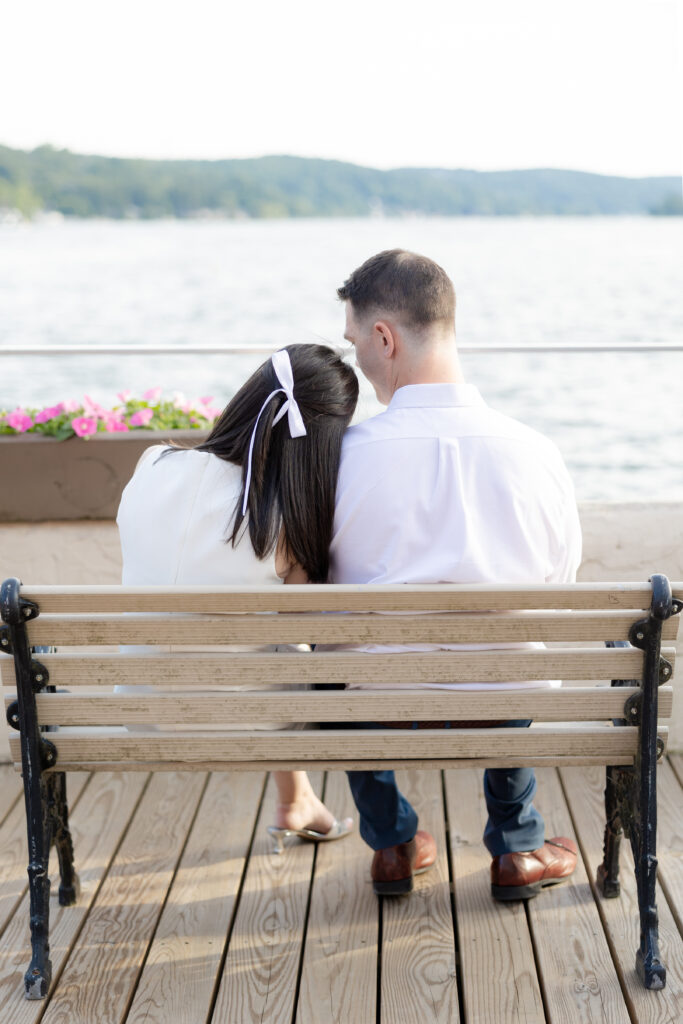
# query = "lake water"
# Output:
<box><xmin>1</xmin><ymin>216</ymin><xmax>681</xmax><ymax>501</ymax></box>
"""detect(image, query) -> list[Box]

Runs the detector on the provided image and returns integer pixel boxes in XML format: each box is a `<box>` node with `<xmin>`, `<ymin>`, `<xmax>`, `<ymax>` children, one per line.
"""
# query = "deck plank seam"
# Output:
<box><xmin>667</xmin><ymin>755</ymin><xmax>683</xmax><ymax>790</ymax></box>
<box><xmin>376</xmin><ymin>891</ymin><xmax>383</xmax><ymax>1024</ymax></box>
<box><xmin>205</xmin><ymin>770</ymin><xmax>269</xmax><ymax>1024</ymax></box>
<box><xmin>522</xmin><ymin>901</ymin><xmax>551</xmax><ymax>1024</ymax></box>
<box><xmin>0</xmin><ymin>791</ymin><xmax>22</xmax><ymax>831</ymax></box>
<box><xmin>120</xmin><ymin>770</ymin><xmax>213</xmax><ymax>1024</ymax></box>
<box><xmin>440</xmin><ymin>769</ymin><xmax>466</xmax><ymax>1024</ymax></box>
<box><xmin>291</xmin><ymin>771</ymin><xmax>328</xmax><ymax>1024</ymax></box>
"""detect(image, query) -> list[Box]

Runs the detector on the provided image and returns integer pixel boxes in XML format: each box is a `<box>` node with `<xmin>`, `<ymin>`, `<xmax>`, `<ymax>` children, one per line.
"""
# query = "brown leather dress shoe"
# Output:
<box><xmin>371</xmin><ymin>830</ymin><xmax>437</xmax><ymax>895</ymax></box>
<box><xmin>491</xmin><ymin>837</ymin><xmax>578</xmax><ymax>901</ymax></box>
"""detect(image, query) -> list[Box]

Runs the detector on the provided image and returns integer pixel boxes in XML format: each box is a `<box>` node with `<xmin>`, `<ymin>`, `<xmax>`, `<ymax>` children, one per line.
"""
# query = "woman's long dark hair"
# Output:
<box><xmin>195</xmin><ymin>344</ymin><xmax>358</xmax><ymax>582</ymax></box>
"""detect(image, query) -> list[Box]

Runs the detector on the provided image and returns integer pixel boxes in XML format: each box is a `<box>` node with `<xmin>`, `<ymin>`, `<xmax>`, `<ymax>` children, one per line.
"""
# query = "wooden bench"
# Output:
<box><xmin>1</xmin><ymin>575</ymin><xmax>681</xmax><ymax>999</ymax></box>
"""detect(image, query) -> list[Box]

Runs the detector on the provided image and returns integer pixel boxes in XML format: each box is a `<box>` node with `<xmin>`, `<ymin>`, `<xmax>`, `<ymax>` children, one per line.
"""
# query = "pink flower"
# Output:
<box><xmin>117</xmin><ymin>390</ymin><xmax>132</xmax><ymax>403</ymax></box>
<box><xmin>200</xmin><ymin>396</ymin><xmax>214</xmax><ymax>406</ymax></box>
<box><xmin>35</xmin><ymin>405</ymin><xmax>62</xmax><ymax>423</ymax></box>
<box><xmin>83</xmin><ymin>394</ymin><xmax>106</xmax><ymax>418</ymax></box>
<box><xmin>71</xmin><ymin>416</ymin><xmax>98</xmax><ymax>437</ymax></box>
<box><xmin>204</xmin><ymin>406</ymin><xmax>221</xmax><ymax>420</ymax></box>
<box><xmin>142</xmin><ymin>387</ymin><xmax>162</xmax><ymax>403</ymax></box>
<box><xmin>104</xmin><ymin>418</ymin><xmax>129</xmax><ymax>433</ymax></box>
<box><xmin>7</xmin><ymin>410</ymin><xmax>34</xmax><ymax>432</ymax></box>
<box><xmin>129</xmin><ymin>408</ymin><xmax>154</xmax><ymax>427</ymax></box>
<box><xmin>57</xmin><ymin>399</ymin><xmax>80</xmax><ymax>414</ymax></box>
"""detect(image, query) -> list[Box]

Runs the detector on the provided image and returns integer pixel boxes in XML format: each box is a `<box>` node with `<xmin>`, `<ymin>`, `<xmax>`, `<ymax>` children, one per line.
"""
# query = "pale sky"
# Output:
<box><xmin>2</xmin><ymin>0</ymin><xmax>682</xmax><ymax>177</ymax></box>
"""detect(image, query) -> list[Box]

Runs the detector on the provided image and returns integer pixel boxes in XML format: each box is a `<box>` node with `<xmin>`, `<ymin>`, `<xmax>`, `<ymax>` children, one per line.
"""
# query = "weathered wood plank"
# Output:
<box><xmin>0</xmin><ymin>772</ymin><xmax>149</xmax><ymax>1024</ymax></box>
<box><xmin>126</xmin><ymin>772</ymin><xmax>266</xmax><ymax>1024</ymax></box>
<box><xmin>9</xmin><ymin>647</ymin><xmax>669</xmax><ymax>689</ymax></box>
<box><xmin>529</xmin><ymin>768</ymin><xmax>630</xmax><ymax>1023</ymax></box>
<box><xmin>25</xmin><ymin>610</ymin><xmax>679</xmax><ymax>646</ymax></box>
<box><xmin>559</xmin><ymin>764</ymin><xmax>683</xmax><ymax>1023</ymax></box>
<box><xmin>9</xmin><ymin>726</ymin><xmax>645</xmax><ymax>768</ymax></box>
<box><xmin>0</xmin><ymin>773</ymin><xmax>89</xmax><ymax>939</ymax></box>
<box><xmin>39</xmin><ymin>772</ymin><xmax>206</xmax><ymax>1024</ymax></box>
<box><xmin>380</xmin><ymin>770</ymin><xmax>459</xmax><ymax>1023</ymax></box>
<box><xmin>444</xmin><ymin>768</ymin><xmax>545</xmax><ymax>1024</ymax></box>
<box><xmin>3</xmin><ymin>647</ymin><xmax>667</xmax><ymax>689</ymax></box>
<box><xmin>20</xmin><ymin>581</ymin><xmax>679</xmax><ymax>614</ymax></box>
<box><xmin>212</xmin><ymin>773</ymin><xmax>323</xmax><ymax>1024</ymax></box>
<box><xmin>669</xmin><ymin>753</ymin><xmax>683</xmax><ymax>789</ymax></box>
<box><xmin>0</xmin><ymin>763</ymin><xmax>23</xmax><ymax>826</ymax></box>
<box><xmin>21</xmin><ymin>686</ymin><xmax>674</xmax><ymax>726</ymax></box>
<box><xmin>655</xmin><ymin>759</ymin><xmax>683</xmax><ymax>940</ymax></box>
<box><xmin>297</xmin><ymin>772</ymin><xmax>378</xmax><ymax>1024</ymax></box>
<box><xmin>29</xmin><ymin>755</ymin><xmax>643</xmax><ymax>774</ymax></box>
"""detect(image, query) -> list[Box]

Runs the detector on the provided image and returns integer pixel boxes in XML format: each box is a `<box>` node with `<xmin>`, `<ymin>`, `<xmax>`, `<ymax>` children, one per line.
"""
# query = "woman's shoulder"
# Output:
<box><xmin>134</xmin><ymin>445</ymin><xmax>238</xmax><ymax>477</ymax></box>
<box><xmin>133</xmin><ymin>443</ymin><xmax>171</xmax><ymax>472</ymax></box>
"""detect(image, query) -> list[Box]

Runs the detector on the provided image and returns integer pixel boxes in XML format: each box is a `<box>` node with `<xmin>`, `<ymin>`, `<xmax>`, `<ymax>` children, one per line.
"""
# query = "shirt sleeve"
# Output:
<box><xmin>545</xmin><ymin>472</ymin><xmax>583</xmax><ymax>583</ymax></box>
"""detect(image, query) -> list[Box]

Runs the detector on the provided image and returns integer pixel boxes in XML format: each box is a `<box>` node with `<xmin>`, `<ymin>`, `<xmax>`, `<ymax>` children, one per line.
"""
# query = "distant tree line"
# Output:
<box><xmin>0</xmin><ymin>143</ymin><xmax>681</xmax><ymax>219</ymax></box>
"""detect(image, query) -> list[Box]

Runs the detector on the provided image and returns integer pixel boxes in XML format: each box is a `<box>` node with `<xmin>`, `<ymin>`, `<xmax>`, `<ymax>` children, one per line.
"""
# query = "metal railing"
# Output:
<box><xmin>1</xmin><ymin>344</ymin><xmax>682</xmax><ymax>355</ymax></box>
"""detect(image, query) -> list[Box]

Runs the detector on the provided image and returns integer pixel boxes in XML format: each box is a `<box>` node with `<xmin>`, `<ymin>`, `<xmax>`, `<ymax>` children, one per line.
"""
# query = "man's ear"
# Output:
<box><xmin>373</xmin><ymin>320</ymin><xmax>396</xmax><ymax>359</ymax></box>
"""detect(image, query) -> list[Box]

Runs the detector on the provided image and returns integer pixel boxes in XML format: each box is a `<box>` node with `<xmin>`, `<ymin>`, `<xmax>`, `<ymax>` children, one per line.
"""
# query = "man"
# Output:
<box><xmin>331</xmin><ymin>249</ymin><xmax>582</xmax><ymax>898</ymax></box>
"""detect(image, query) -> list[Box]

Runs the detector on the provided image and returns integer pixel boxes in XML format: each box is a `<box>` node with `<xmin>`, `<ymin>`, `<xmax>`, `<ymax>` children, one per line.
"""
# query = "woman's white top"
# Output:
<box><xmin>117</xmin><ymin>445</ymin><xmax>299</xmax><ymax>730</ymax></box>
<box><xmin>118</xmin><ymin>446</ymin><xmax>280</xmax><ymax>587</ymax></box>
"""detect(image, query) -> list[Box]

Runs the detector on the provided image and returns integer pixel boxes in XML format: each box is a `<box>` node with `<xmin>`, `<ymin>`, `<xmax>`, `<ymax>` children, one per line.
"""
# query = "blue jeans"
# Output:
<box><xmin>346</xmin><ymin>720</ymin><xmax>544</xmax><ymax>856</ymax></box>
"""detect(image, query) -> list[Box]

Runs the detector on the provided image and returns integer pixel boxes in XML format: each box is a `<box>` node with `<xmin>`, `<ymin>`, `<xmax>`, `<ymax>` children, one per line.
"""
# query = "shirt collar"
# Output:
<box><xmin>387</xmin><ymin>382</ymin><xmax>486</xmax><ymax>411</ymax></box>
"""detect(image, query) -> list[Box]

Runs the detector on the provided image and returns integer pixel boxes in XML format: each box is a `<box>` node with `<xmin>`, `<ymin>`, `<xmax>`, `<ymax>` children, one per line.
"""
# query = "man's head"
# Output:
<box><xmin>337</xmin><ymin>249</ymin><xmax>461</xmax><ymax>403</ymax></box>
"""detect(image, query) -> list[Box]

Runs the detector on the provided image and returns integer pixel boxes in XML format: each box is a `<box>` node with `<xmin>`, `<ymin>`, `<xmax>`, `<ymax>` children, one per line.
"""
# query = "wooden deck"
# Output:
<box><xmin>0</xmin><ymin>760</ymin><xmax>682</xmax><ymax>1023</ymax></box>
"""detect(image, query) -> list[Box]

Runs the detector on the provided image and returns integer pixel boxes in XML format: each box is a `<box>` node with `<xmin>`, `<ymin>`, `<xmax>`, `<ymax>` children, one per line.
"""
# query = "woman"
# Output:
<box><xmin>117</xmin><ymin>344</ymin><xmax>359</xmax><ymax>847</ymax></box>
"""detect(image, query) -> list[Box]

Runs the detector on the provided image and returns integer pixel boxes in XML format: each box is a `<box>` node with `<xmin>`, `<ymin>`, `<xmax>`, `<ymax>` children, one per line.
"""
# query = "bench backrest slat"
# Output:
<box><xmin>19</xmin><ymin>581</ymin><xmax>682</xmax><ymax>613</ymax></box>
<box><xmin>15</xmin><ymin>686</ymin><xmax>673</xmax><ymax>726</ymax></box>
<box><xmin>25</xmin><ymin>610</ymin><xmax>681</xmax><ymax>646</ymax></box>
<box><xmin>9</xmin><ymin>724</ymin><xmax>657</xmax><ymax>768</ymax></box>
<box><xmin>1</xmin><ymin>646</ymin><xmax>672</xmax><ymax>688</ymax></box>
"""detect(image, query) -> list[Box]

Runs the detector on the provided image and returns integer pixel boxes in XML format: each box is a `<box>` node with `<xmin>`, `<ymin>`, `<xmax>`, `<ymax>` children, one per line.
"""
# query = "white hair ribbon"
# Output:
<box><xmin>241</xmin><ymin>349</ymin><xmax>307</xmax><ymax>516</ymax></box>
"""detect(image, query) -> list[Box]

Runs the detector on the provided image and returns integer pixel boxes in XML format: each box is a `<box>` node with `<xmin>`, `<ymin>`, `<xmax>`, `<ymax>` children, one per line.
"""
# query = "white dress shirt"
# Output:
<box><xmin>329</xmin><ymin>382</ymin><xmax>582</xmax><ymax>689</ymax></box>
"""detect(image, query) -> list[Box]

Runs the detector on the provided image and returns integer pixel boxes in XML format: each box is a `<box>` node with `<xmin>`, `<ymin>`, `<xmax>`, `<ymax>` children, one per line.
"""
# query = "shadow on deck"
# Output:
<box><xmin>0</xmin><ymin>759</ymin><xmax>682</xmax><ymax>1023</ymax></box>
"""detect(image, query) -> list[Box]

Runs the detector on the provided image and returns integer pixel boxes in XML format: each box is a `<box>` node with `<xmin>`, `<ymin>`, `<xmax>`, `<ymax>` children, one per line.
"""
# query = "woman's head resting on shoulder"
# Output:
<box><xmin>197</xmin><ymin>343</ymin><xmax>359</xmax><ymax>583</ymax></box>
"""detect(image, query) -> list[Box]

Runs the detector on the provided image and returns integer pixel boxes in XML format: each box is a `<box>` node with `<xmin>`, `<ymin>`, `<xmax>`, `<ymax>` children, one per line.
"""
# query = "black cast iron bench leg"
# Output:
<box><xmin>24</xmin><ymin>775</ymin><xmax>54</xmax><ymax>999</ymax></box>
<box><xmin>597</xmin><ymin>575</ymin><xmax>682</xmax><ymax>990</ymax></box>
<box><xmin>47</xmin><ymin>770</ymin><xmax>80</xmax><ymax>907</ymax></box>
<box><xmin>597</xmin><ymin>762</ymin><xmax>625</xmax><ymax>898</ymax></box>
<box><xmin>1</xmin><ymin>579</ymin><xmax>60</xmax><ymax>999</ymax></box>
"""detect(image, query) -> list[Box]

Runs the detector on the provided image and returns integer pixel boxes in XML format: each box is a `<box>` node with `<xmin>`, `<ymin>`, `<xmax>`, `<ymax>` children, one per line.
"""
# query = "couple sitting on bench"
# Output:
<box><xmin>117</xmin><ymin>248</ymin><xmax>582</xmax><ymax>899</ymax></box>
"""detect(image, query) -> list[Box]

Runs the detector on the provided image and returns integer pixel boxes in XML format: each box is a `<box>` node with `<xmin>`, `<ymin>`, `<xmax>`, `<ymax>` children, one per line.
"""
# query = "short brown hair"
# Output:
<box><xmin>337</xmin><ymin>249</ymin><xmax>455</xmax><ymax>328</ymax></box>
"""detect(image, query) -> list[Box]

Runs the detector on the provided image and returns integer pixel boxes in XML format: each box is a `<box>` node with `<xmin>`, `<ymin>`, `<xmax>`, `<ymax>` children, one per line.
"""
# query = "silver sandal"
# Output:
<box><xmin>267</xmin><ymin>816</ymin><xmax>354</xmax><ymax>854</ymax></box>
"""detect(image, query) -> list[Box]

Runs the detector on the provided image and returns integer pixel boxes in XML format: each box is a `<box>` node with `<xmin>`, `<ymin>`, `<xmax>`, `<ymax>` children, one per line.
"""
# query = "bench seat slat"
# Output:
<box><xmin>3</xmin><ymin>646</ymin><xmax>669</xmax><ymax>688</ymax></box>
<box><xmin>24</xmin><ymin>611</ymin><xmax>680</xmax><ymax>646</ymax></box>
<box><xmin>28</xmin><ymin>756</ymin><xmax>641</xmax><ymax>772</ymax></box>
<box><xmin>10</xmin><ymin>725</ymin><xmax>657</xmax><ymax>766</ymax></box>
<box><xmin>17</xmin><ymin>686</ymin><xmax>673</xmax><ymax>725</ymax></box>
<box><xmin>18</xmin><ymin>581</ymin><xmax>683</xmax><ymax>614</ymax></box>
